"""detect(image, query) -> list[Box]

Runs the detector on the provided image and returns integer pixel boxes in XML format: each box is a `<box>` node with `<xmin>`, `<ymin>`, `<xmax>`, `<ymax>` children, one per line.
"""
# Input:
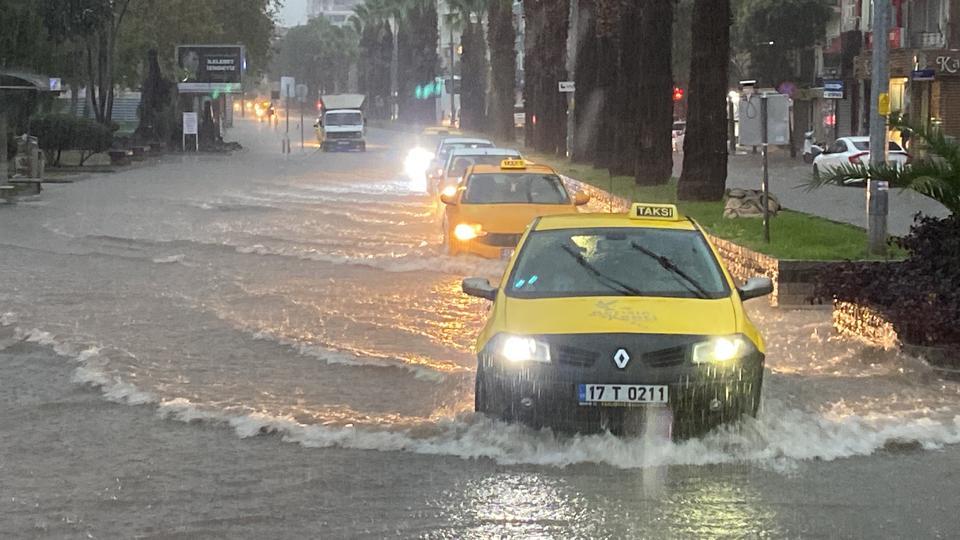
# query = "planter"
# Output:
<box><xmin>833</xmin><ymin>299</ymin><xmax>960</xmax><ymax>373</ymax></box>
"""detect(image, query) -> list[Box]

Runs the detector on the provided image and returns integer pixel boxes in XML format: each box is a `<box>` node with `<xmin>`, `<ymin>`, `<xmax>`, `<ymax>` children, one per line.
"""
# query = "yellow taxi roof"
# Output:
<box><xmin>470</xmin><ymin>163</ymin><xmax>557</xmax><ymax>175</ymax></box>
<box><xmin>534</xmin><ymin>208</ymin><xmax>698</xmax><ymax>232</ymax></box>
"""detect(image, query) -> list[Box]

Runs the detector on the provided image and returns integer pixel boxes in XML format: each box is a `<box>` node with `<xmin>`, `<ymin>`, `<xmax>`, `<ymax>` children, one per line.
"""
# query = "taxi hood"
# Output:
<box><xmin>459</xmin><ymin>204</ymin><xmax>574</xmax><ymax>234</ymax></box>
<box><xmin>499</xmin><ymin>295</ymin><xmax>740</xmax><ymax>336</ymax></box>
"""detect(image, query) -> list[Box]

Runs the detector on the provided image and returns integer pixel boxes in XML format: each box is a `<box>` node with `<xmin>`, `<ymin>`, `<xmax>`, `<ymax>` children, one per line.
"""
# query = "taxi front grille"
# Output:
<box><xmin>643</xmin><ymin>346</ymin><xmax>687</xmax><ymax>367</ymax></box>
<box><xmin>555</xmin><ymin>345</ymin><xmax>598</xmax><ymax>367</ymax></box>
<box><xmin>478</xmin><ymin>233</ymin><xmax>521</xmax><ymax>247</ymax></box>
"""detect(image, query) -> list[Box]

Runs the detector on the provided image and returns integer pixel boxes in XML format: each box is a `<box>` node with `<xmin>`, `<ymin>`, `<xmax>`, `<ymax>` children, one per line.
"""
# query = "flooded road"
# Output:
<box><xmin>2</xmin><ymin>120</ymin><xmax>959</xmax><ymax>537</ymax></box>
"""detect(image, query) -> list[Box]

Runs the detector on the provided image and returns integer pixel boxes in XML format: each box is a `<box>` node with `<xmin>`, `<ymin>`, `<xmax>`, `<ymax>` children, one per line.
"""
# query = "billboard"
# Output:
<box><xmin>176</xmin><ymin>45</ymin><xmax>245</xmax><ymax>84</ymax></box>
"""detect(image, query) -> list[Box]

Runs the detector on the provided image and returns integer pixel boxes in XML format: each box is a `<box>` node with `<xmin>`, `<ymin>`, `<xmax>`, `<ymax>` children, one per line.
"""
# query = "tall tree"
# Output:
<box><xmin>448</xmin><ymin>0</ymin><xmax>488</xmax><ymax>131</ymax></box>
<box><xmin>397</xmin><ymin>0</ymin><xmax>440</xmax><ymax>124</ymax></box>
<box><xmin>352</xmin><ymin>2</ymin><xmax>394</xmax><ymax>119</ymax></box>
<box><xmin>486</xmin><ymin>0</ymin><xmax>516</xmax><ymax>141</ymax></box>
<box><xmin>634</xmin><ymin>0</ymin><xmax>674</xmax><ymax>185</ymax></box>
<box><xmin>524</xmin><ymin>0</ymin><xmax>569</xmax><ymax>155</ymax></box>
<box><xmin>591</xmin><ymin>0</ymin><xmax>619</xmax><ymax>169</ymax></box>
<box><xmin>42</xmin><ymin>0</ymin><xmax>133</xmax><ymax>125</ymax></box>
<box><xmin>571</xmin><ymin>0</ymin><xmax>599</xmax><ymax>163</ymax></box>
<box><xmin>677</xmin><ymin>0</ymin><xmax>731</xmax><ymax>201</ymax></box>
<box><xmin>609</xmin><ymin>0</ymin><xmax>641</xmax><ymax>177</ymax></box>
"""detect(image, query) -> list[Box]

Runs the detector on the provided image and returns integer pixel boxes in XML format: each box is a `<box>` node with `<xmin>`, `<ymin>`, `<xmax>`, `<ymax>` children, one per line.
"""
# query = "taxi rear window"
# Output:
<box><xmin>462</xmin><ymin>173</ymin><xmax>570</xmax><ymax>205</ymax></box>
<box><xmin>506</xmin><ymin>228</ymin><xmax>729</xmax><ymax>299</ymax></box>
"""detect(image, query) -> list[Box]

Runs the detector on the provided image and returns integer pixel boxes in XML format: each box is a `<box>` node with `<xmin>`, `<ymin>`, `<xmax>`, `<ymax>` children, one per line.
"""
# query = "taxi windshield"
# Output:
<box><xmin>462</xmin><ymin>173</ymin><xmax>570</xmax><ymax>205</ymax></box>
<box><xmin>447</xmin><ymin>155</ymin><xmax>517</xmax><ymax>177</ymax></box>
<box><xmin>507</xmin><ymin>227</ymin><xmax>729</xmax><ymax>299</ymax></box>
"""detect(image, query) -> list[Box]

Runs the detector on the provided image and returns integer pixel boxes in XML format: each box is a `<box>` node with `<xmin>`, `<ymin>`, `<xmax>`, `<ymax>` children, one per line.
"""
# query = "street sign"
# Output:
<box><xmin>182</xmin><ymin>112</ymin><xmax>198</xmax><ymax>135</ymax></box>
<box><xmin>823</xmin><ymin>79</ymin><xmax>844</xmax><ymax>99</ymax></box>
<box><xmin>49</xmin><ymin>78</ymin><xmax>62</xmax><ymax>92</ymax></box>
<box><xmin>558</xmin><ymin>81</ymin><xmax>575</xmax><ymax>93</ymax></box>
<box><xmin>295</xmin><ymin>83</ymin><xmax>308</xmax><ymax>103</ymax></box>
<box><xmin>911</xmin><ymin>69</ymin><xmax>935</xmax><ymax>81</ymax></box>
<box><xmin>280</xmin><ymin>76</ymin><xmax>296</xmax><ymax>98</ymax></box>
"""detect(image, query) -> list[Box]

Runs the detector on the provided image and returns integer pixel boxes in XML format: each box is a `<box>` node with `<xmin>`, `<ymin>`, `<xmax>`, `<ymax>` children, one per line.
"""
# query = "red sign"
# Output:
<box><xmin>865</xmin><ymin>27</ymin><xmax>903</xmax><ymax>50</ymax></box>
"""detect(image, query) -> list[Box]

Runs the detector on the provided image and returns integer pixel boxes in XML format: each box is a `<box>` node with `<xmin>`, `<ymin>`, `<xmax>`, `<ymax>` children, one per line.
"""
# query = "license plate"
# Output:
<box><xmin>500</xmin><ymin>248</ymin><xmax>514</xmax><ymax>260</ymax></box>
<box><xmin>578</xmin><ymin>384</ymin><xmax>668</xmax><ymax>406</ymax></box>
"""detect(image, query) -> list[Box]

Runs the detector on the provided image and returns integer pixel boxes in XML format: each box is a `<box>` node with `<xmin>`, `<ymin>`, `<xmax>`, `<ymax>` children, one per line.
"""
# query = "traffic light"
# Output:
<box><xmin>672</xmin><ymin>87</ymin><xmax>684</xmax><ymax>102</ymax></box>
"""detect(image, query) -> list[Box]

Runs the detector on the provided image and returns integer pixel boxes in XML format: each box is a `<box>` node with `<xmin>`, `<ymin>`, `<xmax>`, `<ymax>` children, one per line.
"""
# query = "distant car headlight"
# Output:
<box><xmin>453</xmin><ymin>223</ymin><xmax>483</xmax><ymax>241</ymax></box>
<box><xmin>692</xmin><ymin>335</ymin><xmax>755</xmax><ymax>364</ymax></box>
<box><xmin>497</xmin><ymin>335</ymin><xmax>552</xmax><ymax>363</ymax></box>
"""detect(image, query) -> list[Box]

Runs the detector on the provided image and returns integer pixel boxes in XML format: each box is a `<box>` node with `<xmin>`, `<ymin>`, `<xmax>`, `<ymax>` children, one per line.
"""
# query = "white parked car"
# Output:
<box><xmin>812</xmin><ymin>136</ymin><xmax>910</xmax><ymax>186</ymax></box>
<box><xmin>672</xmin><ymin>120</ymin><xmax>686</xmax><ymax>152</ymax></box>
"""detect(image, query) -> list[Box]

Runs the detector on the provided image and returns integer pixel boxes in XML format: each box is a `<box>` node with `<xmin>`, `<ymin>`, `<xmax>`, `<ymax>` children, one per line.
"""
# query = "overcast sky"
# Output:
<box><xmin>278</xmin><ymin>0</ymin><xmax>308</xmax><ymax>27</ymax></box>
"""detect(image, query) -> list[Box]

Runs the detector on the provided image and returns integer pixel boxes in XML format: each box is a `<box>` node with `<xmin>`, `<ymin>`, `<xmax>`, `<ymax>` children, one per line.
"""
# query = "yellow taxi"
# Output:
<box><xmin>460</xmin><ymin>203</ymin><xmax>773</xmax><ymax>438</ymax></box>
<box><xmin>440</xmin><ymin>159</ymin><xmax>591</xmax><ymax>258</ymax></box>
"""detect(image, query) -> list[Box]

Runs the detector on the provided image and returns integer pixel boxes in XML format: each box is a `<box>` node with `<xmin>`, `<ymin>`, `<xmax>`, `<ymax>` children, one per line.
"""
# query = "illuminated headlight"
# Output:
<box><xmin>692</xmin><ymin>335</ymin><xmax>755</xmax><ymax>364</ymax></box>
<box><xmin>453</xmin><ymin>223</ymin><xmax>483</xmax><ymax>241</ymax></box>
<box><xmin>497</xmin><ymin>335</ymin><xmax>552</xmax><ymax>363</ymax></box>
<box><xmin>441</xmin><ymin>185</ymin><xmax>458</xmax><ymax>198</ymax></box>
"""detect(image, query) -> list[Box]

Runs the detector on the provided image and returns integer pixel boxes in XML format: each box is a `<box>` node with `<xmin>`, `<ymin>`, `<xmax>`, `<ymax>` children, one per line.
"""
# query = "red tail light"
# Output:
<box><xmin>849</xmin><ymin>151</ymin><xmax>869</xmax><ymax>164</ymax></box>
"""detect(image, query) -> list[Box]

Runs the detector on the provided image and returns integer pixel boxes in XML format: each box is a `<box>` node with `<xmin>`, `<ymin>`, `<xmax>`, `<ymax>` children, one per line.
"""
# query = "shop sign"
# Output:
<box><xmin>911</xmin><ymin>69</ymin><xmax>936</xmax><ymax>81</ymax></box>
<box><xmin>936</xmin><ymin>56</ymin><xmax>960</xmax><ymax>75</ymax></box>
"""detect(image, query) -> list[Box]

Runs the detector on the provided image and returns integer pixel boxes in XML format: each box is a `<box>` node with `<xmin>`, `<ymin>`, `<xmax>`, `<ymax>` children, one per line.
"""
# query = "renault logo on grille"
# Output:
<box><xmin>613</xmin><ymin>348</ymin><xmax>630</xmax><ymax>369</ymax></box>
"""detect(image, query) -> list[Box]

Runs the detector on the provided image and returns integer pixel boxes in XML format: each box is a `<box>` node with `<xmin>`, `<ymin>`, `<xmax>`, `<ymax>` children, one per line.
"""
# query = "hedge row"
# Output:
<box><xmin>29</xmin><ymin>114</ymin><xmax>114</xmax><ymax>166</ymax></box>
<box><xmin>817</xmin><ymin>214</ymin><xmax>960</xmax><ymax>345</ymax></box>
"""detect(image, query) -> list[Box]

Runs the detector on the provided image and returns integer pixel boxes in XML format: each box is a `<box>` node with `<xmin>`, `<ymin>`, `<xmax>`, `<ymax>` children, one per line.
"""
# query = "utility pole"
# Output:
<box><xmin>450</xmin><ymin>25</ymin><xmax>456</xmax><ymax>127</ymax></box>
<box><xmin>391</xmin><ymin>15</ymin><xmax>400</xmax><ymax>121</ymax></box>
<box><xmin>868</xmin><ymin>0</ymin><xmax>891</xmax><ymax>255</ymax></box>
<box><xmin>564</xmin><ymin>0</ymin><xmax>578</xmax><ymax>158</ymax></box>
<box><xmin>761</xmin><ymin>92</ymin><xmax>770</xmax><ymax>243</ymax></box>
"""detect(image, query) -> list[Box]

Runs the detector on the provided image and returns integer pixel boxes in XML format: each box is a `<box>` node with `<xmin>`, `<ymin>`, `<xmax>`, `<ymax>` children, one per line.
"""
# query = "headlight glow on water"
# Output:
<box><xmin>499</xmin><ymin>335</ymin><xmax>551</xmax><ymax>363</ymax></box>
<box><xmin>404</xmin><ymin>147</ymin><xmax>434</xmax><ymax>190</ymax></box>
<box><xmin>692</xmin><ymin>335</ymin><xmax>753</xmax><ymax>364</ymax></box>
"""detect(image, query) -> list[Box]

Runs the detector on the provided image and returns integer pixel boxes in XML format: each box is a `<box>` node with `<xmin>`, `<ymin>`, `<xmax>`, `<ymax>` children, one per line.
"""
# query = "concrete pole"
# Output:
<box><xmin>0</xmin><ymin>112</ymin><xmax>7</xmax><ymax>184</ymax></box>
<box><xmin>761</xmin><ymin>93</ymin><xmax>770</xmax><ymax>243</ymax></box>
<box><xmin>391</xmin><ymin>15</ymin><xmax>400</xmax><ymax>121</ymax></box>
<box><xmin>450</xmin><ymin>25</ymin><xmax>456</xmax><ymax>127</ymax></box>
<box><xmin>868</xmin><ymin>0</ymin><xmax>891</xmax><ymax>255</ymax></box>
<box><xmin>565</xmin><ymin>0</ymin><xmax>578</xmax><ymax>158</ymax></box>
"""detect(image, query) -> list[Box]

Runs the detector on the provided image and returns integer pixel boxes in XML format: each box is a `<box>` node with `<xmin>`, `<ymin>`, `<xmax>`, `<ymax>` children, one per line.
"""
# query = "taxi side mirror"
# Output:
<box><xmin>440</xmin><ymin>192</ymin><xmax>458</xmax><ymax>205</ymax></box>
<box><xmin>462</xmin><ymin>277</ymin><xmax>497</xmax><ymax>301</ymax></box>
<box><xmin>573</xmin><ymin>191</ymin><xmax>591</xmax><ymax>206</ymax></box>
<box><xmin>738</xmin><ymin>277</ymin><xmax>773</xmax><ymax>301</ymax></box>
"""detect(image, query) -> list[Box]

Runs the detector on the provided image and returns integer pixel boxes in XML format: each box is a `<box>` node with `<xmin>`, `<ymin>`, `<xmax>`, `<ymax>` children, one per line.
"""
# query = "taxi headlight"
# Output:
<box><xmin>497</xmin><ymin>335</ymin><xmax>551</xmax><ymax>363</ymax></box>
<box><xmin>454</xmin><ymin>223</ymin><xmax>483</xmax><ymax>241</ymax></box>
<box><xmin>441</xmin><ymin>185</ymin><xmax>459</xmax><ymax>198</ymax></box>
<box><xmin>692</xmin><ymin>335</ymin><xmax>754</xmax><ymax>364</ymax></box>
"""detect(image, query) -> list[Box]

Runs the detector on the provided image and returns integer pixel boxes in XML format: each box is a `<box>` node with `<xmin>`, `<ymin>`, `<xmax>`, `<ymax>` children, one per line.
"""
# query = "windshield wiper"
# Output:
<box><xmin>629</xmin><ymin>241</ymin><xmax>711</xmax><ymax>299</ymax></box>
<box><xmin>560</xmin><ymin>244</ymin><xmax>645</xmax><ymax>296</ymax></box>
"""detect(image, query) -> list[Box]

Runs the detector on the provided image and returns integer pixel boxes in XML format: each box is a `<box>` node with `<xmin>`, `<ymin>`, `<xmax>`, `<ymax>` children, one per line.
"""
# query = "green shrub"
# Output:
<box><xmin>29</xmin><ymin>114</ymin><xmax>113</xmax><ymax>166</ymax></box>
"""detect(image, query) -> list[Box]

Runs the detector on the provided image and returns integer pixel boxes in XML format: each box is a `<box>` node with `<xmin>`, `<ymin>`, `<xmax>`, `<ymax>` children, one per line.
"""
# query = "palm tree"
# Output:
<box><xmin>810</xmin><ymin>119</ymin><xmax>960</xmax><ymax>215</ymax></box>
<box><xmin>446</xmin><ymin>0</ymin><xmax>488</xmax><ymax>131</ymax></box>
<box><xmin>395</xmin><ymin>0</ymin><xmax>440</xmax><ymax>123</ymax></box>
<box><xmin>677</xmin><ymin>0</ymin><xmax>731</xmax><ymax>201</ymax></box>
<box><xmin>571</xmin><ymin>0</ymin><xmax>599</xmax><ymax>163</ymax></box>
<box><xmin>591</xmin><ymin>0</ymin><xmax>618</xmax><ymax>169</ymax></box>
<box><xmin>351</xmin><ymin>1</ymin><xmax>393</xmax><ymax>119</ymax></box>
<box><xmin>486</xmin><ymin>0</ymin><xmax>516</xmax><ymax>141</ymax></box>
<box><xmin>523</xmin><ymin>0</ymin><xmax>569</xmax><ymax>155</ymax></box>
<box><xmin>633</xmin><ymin>0</ymin><xmax>674</xmax><ymax>186</ymax></box>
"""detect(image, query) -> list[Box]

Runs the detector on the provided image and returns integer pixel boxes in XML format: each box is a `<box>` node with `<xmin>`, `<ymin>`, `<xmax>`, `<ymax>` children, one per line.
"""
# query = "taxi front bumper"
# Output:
<box><xmin>460</xmin><ymin>232</ymin><xmax>522</xmax><ymax>259</ymax></box>
<box><xmin>476</xmin><ymin>333</ymin><xmax>764</xmax><ymax>433</ymax></box>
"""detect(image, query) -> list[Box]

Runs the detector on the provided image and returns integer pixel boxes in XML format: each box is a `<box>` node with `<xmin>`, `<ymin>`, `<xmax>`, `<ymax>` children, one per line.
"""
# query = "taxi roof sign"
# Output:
<box><xmin>631</xmin><ymin>203</ymin><xmax>680</xmax><ymax>221</ymax></box>
<box><xmin>500</xmin><ymin>158</ymin><xmax>527</xmax><ymax>170</ymax></box>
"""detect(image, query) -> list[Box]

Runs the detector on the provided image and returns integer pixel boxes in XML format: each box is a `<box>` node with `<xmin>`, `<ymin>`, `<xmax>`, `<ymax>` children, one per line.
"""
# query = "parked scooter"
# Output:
<box><xmin>802</xmin><ymin>131</ymin><xmax>824</xmax><ymax>164</ymax></box>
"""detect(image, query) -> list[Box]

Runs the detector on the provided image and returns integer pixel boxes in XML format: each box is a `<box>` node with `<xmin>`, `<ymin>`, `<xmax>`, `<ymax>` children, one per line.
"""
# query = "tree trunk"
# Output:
<box><xmin>677</xmin><ymin>0</ymin><xmax>730</xmax><ymax>201</ymax></box>
<box><xmin>460</xmin><ymin>20</ymin><xmax>488</xmax><ymax>132</ymax></box>
<box><xmin>524</xmin><ymin>0</ymin><xmax>569</xmax><ymax>154</ymax></box>
<box><xmin>592</xmin><ymin>0</ymin><xmax>619</xmax><ymax>170</ymax></box>
<box><xmin>487</xmin><ymin>0</ymin><xmax>517</xmax><ymax>142</ymax></box>
<box><xmin>572</xmin><ymin>0</ymin><xmax>598</xmax><ymax>163</ymax></box>
<box><xmin>634</xmin><ymin>0</ymin><xmax>674</xmax><ymax>185</ymax></box>
<box><xmin>610</xmin><ymin>0</ymin><xmax>641</xmax><ymax>177</ymax></box>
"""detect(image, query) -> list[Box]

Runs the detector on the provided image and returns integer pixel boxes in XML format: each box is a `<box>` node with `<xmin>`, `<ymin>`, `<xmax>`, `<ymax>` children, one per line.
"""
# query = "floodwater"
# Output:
<box><xmin>2</xmin><ymin>120</ymin><xmax>959</xmax><ymax>538</ymax></box>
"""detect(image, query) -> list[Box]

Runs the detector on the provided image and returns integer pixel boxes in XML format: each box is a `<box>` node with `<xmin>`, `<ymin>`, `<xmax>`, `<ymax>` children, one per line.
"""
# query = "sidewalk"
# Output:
<box><xmin>682</xmin><ymin>148</ymin><xmax>949</xmax><ymax>237</ymax></box>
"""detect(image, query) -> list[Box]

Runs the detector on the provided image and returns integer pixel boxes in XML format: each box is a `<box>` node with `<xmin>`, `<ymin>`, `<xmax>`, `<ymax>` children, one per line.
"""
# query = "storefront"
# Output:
<box><xmin>855</xmin><ymin>48</ymin><xmax>960</xmax><ymax>142</ymax></box>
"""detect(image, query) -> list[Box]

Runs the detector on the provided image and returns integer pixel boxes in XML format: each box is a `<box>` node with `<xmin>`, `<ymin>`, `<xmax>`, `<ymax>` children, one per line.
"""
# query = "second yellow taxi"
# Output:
<box><xmin>440</xmin><ymin>159</ymin><xmax>590</xmax><ymax>258</ymax></box>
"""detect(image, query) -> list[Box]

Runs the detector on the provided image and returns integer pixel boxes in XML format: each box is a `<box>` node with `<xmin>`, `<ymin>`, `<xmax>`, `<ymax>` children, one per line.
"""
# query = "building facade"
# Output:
<box><xmin>307</xmin><ymin>0</ymin><xmax>362</xmax><ymax>27</ymax></box>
